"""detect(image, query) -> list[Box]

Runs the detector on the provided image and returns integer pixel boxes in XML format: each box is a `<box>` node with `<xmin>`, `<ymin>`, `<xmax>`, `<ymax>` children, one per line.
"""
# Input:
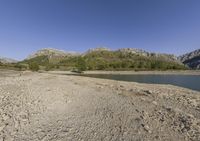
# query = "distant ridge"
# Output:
<box><xmin>0</xmin><ymin>57</ymin><xmax>18</xmax><ymax>64</ymax></box>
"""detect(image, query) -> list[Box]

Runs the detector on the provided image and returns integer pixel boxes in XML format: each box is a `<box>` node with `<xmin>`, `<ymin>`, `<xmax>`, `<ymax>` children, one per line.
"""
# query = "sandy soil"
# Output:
<box><xmin>0</xmin><ymin>70</ymin><xmax>200</xmax><ymax>141</ymax></box>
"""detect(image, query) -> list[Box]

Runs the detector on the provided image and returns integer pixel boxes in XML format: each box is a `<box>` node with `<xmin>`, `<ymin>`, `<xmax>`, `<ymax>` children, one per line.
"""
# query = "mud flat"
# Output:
<box><xmin>0</xmin><ymin>70</ymin><xmax>200</xmax><ymax>141</ymax></box>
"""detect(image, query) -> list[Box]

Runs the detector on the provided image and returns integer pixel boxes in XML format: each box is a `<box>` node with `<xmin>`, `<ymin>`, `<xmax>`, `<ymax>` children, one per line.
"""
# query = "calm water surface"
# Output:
<box><xmin>80</xmin><ymin>74</ymin><xmax>200</xmax><ymax>91</ymax></box>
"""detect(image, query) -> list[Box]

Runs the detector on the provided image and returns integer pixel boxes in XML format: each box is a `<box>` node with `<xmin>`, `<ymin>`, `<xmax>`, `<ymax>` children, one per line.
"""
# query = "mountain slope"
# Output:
<box><xmin>22</xmin><ymin>47</ymin><xmax>187</xmax><ymax>71</ymax></box>
<box><xmin>81</xmin><ymin>48</ymin><xmax>185</xmax><ymax>70</ymax></box>
<box><xmin>178</xmin><ymin>49</ymin><xmax>200</xmax><ymax>69</ymax></box>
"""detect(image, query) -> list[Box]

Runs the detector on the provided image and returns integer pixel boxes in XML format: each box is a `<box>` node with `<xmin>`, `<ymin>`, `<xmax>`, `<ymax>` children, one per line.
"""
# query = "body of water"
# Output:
<box><xmin>79</xmin><ymin>74</ymin><xmax>200</xmax><ymax>91</ymax></box>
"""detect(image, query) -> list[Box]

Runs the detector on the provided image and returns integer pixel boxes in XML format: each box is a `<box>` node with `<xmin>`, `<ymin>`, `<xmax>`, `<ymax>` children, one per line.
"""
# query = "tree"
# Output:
<box><xmin>76</xmin><ymin>57</ymin><xmax>86</xmax><ymax>71</ymax></box>
<box><xmin>45</xmin><ymin>64</ymin><xmax>55</xmax><ymax>71</ymax></box>
<box><xmin>29</xmin><ymin>62</ymin><xmax>39</xmax><ymax>71</ymax></box>
<box><xmin>14</xmin><ymin>63</ymin><xmax>28</xmax><ymax>71</ymax></box>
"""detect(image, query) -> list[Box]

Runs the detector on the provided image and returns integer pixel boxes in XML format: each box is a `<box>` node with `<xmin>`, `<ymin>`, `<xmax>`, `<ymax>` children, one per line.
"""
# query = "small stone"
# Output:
<box><xmin>129</xmin><ymin>89</ymin><xmax>134</xmax><ymax>92</ymax></box>
<box><xmin>165</xmin><ymin>106</ymin><xmax>173</xmax><ymax>112</ymax></box>
<box><xmin>2</xmin><ymin>113</ymin><xmax>10</xmax><ymax>121</ymax></box>
<box><xmin>144</xmin><ymin>125</ymin><xmax>151</xmax><ymax>133</ymax></box>
<box><xmin>155</xmin><ymin>135</ymin><xmax>160</xmax><ymax>139</ymax></box>
<box><xmin>152</xmin><ymin>101</ymin><xmax>158</xmax><ymax>105</ymax></box>
<box><xmin>99</xmin><ymin>86</ymin><xmax>104</xmax><ymax>89</ymax></box>
<box><xmin>0</xmin><ymin>124</ymin><xmax>6</xmax><ymax>132</ymax></box>
<box><xmin>144</xmin><ymin>90</ymin><xmax>153</xmax><ymax>94</ymax></box>
<box><xmin>123</xmin><ymin>132</ymin><xmax>128</xmax><ymax>135</ymax></box>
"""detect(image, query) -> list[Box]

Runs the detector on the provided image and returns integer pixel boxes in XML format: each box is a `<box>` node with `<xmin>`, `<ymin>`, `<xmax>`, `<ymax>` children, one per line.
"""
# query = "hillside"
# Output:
<box><xmin>178</xmin><ymin>49</ymin><xmax>200</xmax><ymax>69</ymax></box>
<box><xmin>21</xmin><ymin>47</ymin><xmax>187</xmax><ymax>71</ymax></box>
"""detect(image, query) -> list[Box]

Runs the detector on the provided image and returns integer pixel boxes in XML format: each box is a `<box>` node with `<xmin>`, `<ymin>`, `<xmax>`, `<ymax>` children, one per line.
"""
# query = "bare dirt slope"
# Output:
<box><xmin>0</xmin><ymin>70</ymin><xmax>200</xmax><ymax>141</ymax></box>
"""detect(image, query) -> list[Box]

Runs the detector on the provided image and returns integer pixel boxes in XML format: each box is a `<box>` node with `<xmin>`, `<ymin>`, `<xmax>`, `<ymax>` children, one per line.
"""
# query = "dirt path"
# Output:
<box><xmin>0</xmin><ymin>71</ymin><xmax>200</xmax><ymax>141</ymax></box>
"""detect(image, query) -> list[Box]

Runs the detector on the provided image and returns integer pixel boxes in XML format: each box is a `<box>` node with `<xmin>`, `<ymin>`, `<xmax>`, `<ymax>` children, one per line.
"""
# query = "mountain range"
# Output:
<box><xmin>24</xmin><ymin>47</ymin><xmax>180</xmax><ymax>62</ymax></box>
<box><xmin>20</xmin><ymin>48</ymin><xmax>185</xmax><ymax>71</ymax></box>
<box><xmin>0</xmin><ymin>48</ymin><xmax>200</xmax><ymax>70</ymax></box>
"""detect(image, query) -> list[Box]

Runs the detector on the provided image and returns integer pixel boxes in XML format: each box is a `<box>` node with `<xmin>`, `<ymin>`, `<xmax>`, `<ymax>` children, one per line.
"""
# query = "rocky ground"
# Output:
<box><xmin>0</xmin><ymin>70</ymin><xmax>200</xmax><ymax>141</ymax></box>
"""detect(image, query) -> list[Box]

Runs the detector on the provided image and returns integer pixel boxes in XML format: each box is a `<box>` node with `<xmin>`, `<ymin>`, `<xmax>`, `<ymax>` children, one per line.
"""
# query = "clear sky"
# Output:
<box><xmin>0</xmin><ymin>0</ymin><xmax>200</xmax><ymax>60</ymax></box>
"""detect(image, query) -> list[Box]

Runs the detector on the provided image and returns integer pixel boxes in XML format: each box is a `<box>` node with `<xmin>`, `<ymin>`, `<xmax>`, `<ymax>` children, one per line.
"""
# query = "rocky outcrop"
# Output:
<box><xmin>27</xmin><ymin>48</ymin><xmax>79</xmax><ymax>59</ymax></box>
<box><xmin>117</xmin><ymin>48</ymin><xmax>180</xmax><ymax>63</ymax></box>
<box><xmin>178</xmin><ymin>49</ymin><xmax>200</xmax><ymax>69</ymax></box>
<box><xmin>85</xmin><ymin>47</ymin><xmax>111</xmax><ymax>54</ymax></box>
<box><xmin>117</xmin><ymin>48</ymin><xmax>150</xmax><ymax>57</ymax></box>
<box><xmin>151</xmin><ymin>53</ymin><xmax>179</xmax><ymax>62</ymax></box>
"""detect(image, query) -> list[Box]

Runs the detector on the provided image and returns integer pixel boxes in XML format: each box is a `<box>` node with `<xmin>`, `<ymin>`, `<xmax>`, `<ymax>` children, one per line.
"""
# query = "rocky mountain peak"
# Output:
<box><xmin>178</xmin><ymin>49</ymin><xmax>200</xmax><ymax>69</ymax></box>
<box><xmin>117</xmin><ymin>48</ymin><xmax>149</xmax><ymax>56</ymax></box>
<box><xmin>178</xmin><ymin>49</ymin><xmax>200</xmax><ymax>62</ymax></box>
<box><xmin>86</xmin><ymin>47</ymin><xmax>111</xmax><ymax>54</ymax></box>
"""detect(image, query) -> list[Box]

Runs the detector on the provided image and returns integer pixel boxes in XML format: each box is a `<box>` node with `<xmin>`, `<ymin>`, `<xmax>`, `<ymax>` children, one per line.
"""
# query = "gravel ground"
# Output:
<box><xmin>0</xmin><ymin>70</ymin><xmax>200</xmax><ymax>141</ymax></box>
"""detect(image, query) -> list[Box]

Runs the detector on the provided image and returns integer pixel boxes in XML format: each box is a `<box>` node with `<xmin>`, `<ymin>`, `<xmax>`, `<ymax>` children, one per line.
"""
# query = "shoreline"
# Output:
<box><xmin>84</xmin><ymin>70</ymin><xmax>200</xmax><ymax>75</ymax></box>
<box><xmin>48</xmin><ymin>70</ymin><xmax>200</xmax><ymax>75</ymax></box>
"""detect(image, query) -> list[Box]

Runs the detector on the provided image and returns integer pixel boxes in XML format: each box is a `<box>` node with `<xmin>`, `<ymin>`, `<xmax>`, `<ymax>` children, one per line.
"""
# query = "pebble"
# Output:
<box><xmin>98</xmin><ymin>86</ymin><xmax>104</xmax><ymax>89</ymax></box>
<box><xmin>141</xmin><ymin>124</ymin><xmax>151</xmax><ymax>133</ymax></box>
<box><xmin>152</xmin><ymin>101</ymin><xmax>158</xmax><ymax>105</ymax></box>
<box><xmin>0</xmin><ymin>124</ymin><xmax>5</xmax><ymax>132</ymax></box>
<box><xmin>144</xmin><ymin>90</ymin><xmax>153</xmax><ymax>95</ymax></box>
<box><xmin>129</xmin><ymin>89</ymin><xmax>134</xmax><ymax>92</ymax></box>
<box><xmin>2</xmin><ymin>113</ymin><xmax>10</xmax><ymax>121</ymax></box>
<box><xmin>144</xmin><ymin>125</ymin><xmax>151</xmax><ymax>133</ymax></box>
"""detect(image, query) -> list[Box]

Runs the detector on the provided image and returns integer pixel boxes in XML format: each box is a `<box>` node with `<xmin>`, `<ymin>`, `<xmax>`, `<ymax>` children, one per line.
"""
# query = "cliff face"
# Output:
<box><xmin>178</xmin><ymin>49</ymin><xmax>200</xmax><ymax>69</ymax></box>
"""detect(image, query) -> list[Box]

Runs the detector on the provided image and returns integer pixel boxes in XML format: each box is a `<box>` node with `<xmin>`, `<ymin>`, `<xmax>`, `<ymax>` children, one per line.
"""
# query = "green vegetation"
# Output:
<box><xmin>29</xmin><ymin>62</ymin><xmax>39</xmax><ymax>71</ymax></box>
<box><xmin>0</xmin><ymin>62</ymin><xmax>27</xmax><ymax>71</ymax></box>
<box><xmin>76</xmin><ymin>57</ymin><xmax>87</xmax><ymax>71</ymax></box>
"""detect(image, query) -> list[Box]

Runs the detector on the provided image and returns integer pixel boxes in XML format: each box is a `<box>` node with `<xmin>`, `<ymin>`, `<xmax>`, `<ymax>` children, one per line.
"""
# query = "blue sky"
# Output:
<box><xmin>0</xmin><ymin>0</ymin><xmax>200</xmax><ymax>60</ymax></box>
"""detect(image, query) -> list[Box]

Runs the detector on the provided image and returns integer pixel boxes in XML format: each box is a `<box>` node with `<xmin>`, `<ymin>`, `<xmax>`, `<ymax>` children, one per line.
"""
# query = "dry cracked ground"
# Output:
<box><xmin>0</xmin><ymin>70</ymin><xmax>200</xmax><ymax>141</ymax></box>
